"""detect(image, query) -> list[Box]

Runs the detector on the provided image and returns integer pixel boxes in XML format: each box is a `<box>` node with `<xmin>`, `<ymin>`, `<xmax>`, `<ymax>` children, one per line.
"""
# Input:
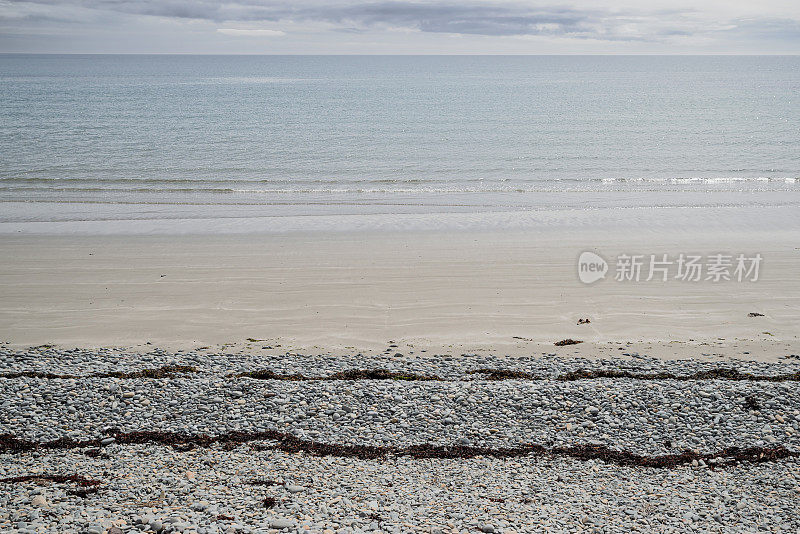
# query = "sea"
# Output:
<box><xmin>1</xmin><ymin>54</ymin><xmax>798</xmax><ymax>234</ymax></box>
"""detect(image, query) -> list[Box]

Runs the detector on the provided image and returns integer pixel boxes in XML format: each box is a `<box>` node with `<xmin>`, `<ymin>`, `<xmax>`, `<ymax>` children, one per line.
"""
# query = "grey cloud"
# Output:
<box><xmin>4</xmin><ymin>0</ymin><xmax>800</xmax><ymax>45</ymax></box>
<box><xmin>3</xmin><ymin>1</ymin><xmax>622</xmax><ymax>39</ymax></box>
<box><xmin>724</xmin><ymin>18</ymin><xmax>800</xmax><ymax>40</ymax></box>
<box><xmin>306</xmin><ymin>3</ymin><xmax>592</xmax><ymax>36</ymax></box>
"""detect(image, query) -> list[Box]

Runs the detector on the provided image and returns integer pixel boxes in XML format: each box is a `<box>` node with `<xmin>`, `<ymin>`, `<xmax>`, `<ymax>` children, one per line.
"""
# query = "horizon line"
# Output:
<box><xmin>1</xmin><ymin>52</ymin><xmax>799</xmax><ymax>56</ymax></box>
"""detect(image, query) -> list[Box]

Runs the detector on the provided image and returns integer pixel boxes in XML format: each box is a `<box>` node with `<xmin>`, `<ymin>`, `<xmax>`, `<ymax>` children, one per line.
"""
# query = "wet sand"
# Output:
<box><xmin>0</xmin><ymin>228</ymin><xmax>797</xmax><ymax>360</ymax></box>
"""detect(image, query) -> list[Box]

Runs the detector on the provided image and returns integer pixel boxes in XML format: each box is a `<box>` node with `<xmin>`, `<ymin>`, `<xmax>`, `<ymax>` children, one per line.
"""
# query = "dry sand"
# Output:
<box><xmin>0</xmin><ymin>227</ymin><xmax>797</xmax><ymax>361</ymax></box>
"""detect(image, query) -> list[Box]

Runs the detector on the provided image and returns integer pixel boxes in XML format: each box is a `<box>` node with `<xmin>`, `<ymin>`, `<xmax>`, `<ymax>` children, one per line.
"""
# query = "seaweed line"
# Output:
<box><xmin>0</xmin><ymin>431</ymin><xmax>796</xmax><ymax>469</ymax></box>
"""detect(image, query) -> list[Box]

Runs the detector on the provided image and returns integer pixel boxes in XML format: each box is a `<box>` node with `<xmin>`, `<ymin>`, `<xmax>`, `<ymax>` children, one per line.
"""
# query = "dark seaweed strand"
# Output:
<box><xmin>0</xmin><ymin>474</ymin><xmax>102</xmax><ymax>487</ymax></box>
<box><xmin>234</xmin><ymin>368</ymin><xmax>800</xmax><ymax>382</ymax></box>
<box><xmin>2</xmin><ymin>366</ymin><xmax>799</xmax><ymax>382</ymax></box>
<box><xmin>0</xmin><ymin>431</ymin><xmax>796</xmax><ymax>469</ymax></box>
<box><xmin>0</xmin><ymin>365</ymin><xmax>197</xmax><ymax>380</ymax></box>
<box><xmin>231</xmin><ymin>369</ymin><xmax>442</xmax><ymax>381</ymax></box>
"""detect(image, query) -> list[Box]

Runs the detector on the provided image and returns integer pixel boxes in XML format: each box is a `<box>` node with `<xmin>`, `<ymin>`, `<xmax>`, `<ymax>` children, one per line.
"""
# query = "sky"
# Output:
<box><xmin>1</xmin><ymin>0</ymin><xmax>799</xmax><ymax>54</ymax></box>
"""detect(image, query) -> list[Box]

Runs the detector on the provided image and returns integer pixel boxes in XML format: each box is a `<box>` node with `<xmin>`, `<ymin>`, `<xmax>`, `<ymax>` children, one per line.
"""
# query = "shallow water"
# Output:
<box><xmin>1</xmin><ymin>55</ymin><xmax>798</xmax><ymax>232</ymax></box>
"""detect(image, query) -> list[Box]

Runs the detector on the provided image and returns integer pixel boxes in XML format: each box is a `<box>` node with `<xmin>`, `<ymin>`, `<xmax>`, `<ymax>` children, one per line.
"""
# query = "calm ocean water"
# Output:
<box><xmin>1</xmin><ymin>55</ymin><xmax>798</xmax><ymax>232</ymax></box>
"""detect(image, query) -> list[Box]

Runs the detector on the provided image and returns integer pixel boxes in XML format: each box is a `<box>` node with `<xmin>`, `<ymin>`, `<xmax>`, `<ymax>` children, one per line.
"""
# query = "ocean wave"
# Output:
<box><xmin>1</xmin><ymin>175</ymin><xmax>797</xmax><ymax>186</ymax></box>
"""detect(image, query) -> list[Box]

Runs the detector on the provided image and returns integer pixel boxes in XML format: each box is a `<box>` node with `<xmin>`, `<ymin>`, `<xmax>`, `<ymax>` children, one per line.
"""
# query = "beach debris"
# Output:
<box><xmin>68</xmin><ymin>486</ymin><xmax>101</xmax><ymax>498</ymax></box>
<box><xmin>555</xmin><ymin>339</ymin><xmax>583</xmax><ymax>346</ymax></box>
<box><xmin>0</xmin><ymin>364</ymin><xmax>197</xmax><ymax>380</ymax></box>
<box><xmin>233</xmin><ymin>369</ymin><xmax>442</xmax><ymax>381</ymax></box>
<box><xmin>248</xmin><ymin>478</ymin><xmax>278</xmax><ymax>486</ymax></box>
<box><xmin>577</xmin><ymin>318</ymin><xmax>591</xmax><ymax>325</ymax></box>
<box><xmin>1</xmin><ymin>430</ymin><xmax>795</xmax><ymax>469</ymax></box>
<box><xmin>0</xmin><ymin>474</ymin><xmax>103</xmax><ymax>488</ymax></box>
<box><xmin>748</xmin><ymin>312</ymin><xmax>765</xmax><ymax>317</ymax></box>
<box><xmin>744</xmin><ymin>395</ymin><xmax>762</xmax><ymax>411</ymax></box>
<box><xmin>327</xmin><ymin>369</ymin><xmax>439</xmax><ymax>381</ymax></box>
<box><xmin>3</xmin><ymin>365</ymin><xmax>798</xmax><ymax>383</ymax></box>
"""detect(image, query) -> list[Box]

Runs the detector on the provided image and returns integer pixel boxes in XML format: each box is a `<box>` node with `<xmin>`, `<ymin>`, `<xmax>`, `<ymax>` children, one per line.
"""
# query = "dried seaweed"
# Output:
<box><xmin>0</xmin><ymin>365</ymin><xmax>196</xmax><ymax>380</ymax></box>
<box><xmin>327</xmin><ymin>369</ymin><xmax>440</xmax><ymax>381</ymax></box>
<box><xmin>744</xmin><ymin>395</ymin><xmax>762</xmax><ymax>410</ymax></box>
<box><xmin>248</xmin><ymin>478</ymin><xmax>278</xmax><ymax>486</ymax></box>
<box><xmin>233</xmin><ymin>368</ymin><xmax>442</xmax><ymax>381</ymax></box>
<box><xmin>554</xmin><ymin>339</ymin><xmax>583</xmax><ymax>346</ymax></box>
<box><xmin>1</xmin><ymin>431</ymin><xmax>796</xmax><ymax>469</ymax></box>
<box><xmin>95</xmin><ymin>365</ymin><xmax>197</xmax><ymax>379</ymax></box>
<box><xmin>68</xmin><ymin>486</ymin><xmax>101</xmax><ymax>497</ymax></box>
<box><xmin>3</xmin><ymin>365</ymin><xmax>799</xmax><ymax>383</ymax></box>
<box><xmin>0</xmin><ymin>474</ymin><xmax>102</xmax><ymax>487</ymax></box>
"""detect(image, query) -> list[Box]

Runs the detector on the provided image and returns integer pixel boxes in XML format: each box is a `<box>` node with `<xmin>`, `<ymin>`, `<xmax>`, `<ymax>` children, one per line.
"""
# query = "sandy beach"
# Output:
<box><xmin>1</xmin><ymin>219</ymin><xmax>797</xmax><ymax>360</ymax></box>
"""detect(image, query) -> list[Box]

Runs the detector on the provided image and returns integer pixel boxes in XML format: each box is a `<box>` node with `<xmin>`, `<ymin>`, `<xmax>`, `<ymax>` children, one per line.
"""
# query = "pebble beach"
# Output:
<box><xmin>2</xmin><ymin>346</ymin><xmax>800</xmax><ymax>533</ymax></box>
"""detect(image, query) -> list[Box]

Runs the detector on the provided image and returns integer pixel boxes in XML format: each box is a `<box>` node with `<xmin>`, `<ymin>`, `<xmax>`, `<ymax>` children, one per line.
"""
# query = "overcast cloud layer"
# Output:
<box><xmin>1</xmin><ymin>0</ymin><xmax>799</xmax><ymax>53</ymax></box>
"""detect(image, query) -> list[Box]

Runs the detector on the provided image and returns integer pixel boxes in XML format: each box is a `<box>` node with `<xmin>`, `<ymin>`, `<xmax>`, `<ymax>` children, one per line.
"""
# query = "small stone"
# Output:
<box><xmin>269</xmin><ymin>518</ymin><xmax>295</xmax><ymax>529</ymax></box>
<box><xmin>30</xmin><ymin>495</ymin><xmax>47</xmax><ymax>507</ymax></box>
<box><xmin>285</xmin><ymin>485</ymin><xmax>304</xmax><ymax>493</ymax></box>
<box><xmin>480</xmin><ymin>524</ymin><xmax>495</xmax><ymax>533</ymax></box>
<box><xmin>101</xmin><ymin>437</ymin><xmax>116</xmax><ymax>446</ymax></box>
